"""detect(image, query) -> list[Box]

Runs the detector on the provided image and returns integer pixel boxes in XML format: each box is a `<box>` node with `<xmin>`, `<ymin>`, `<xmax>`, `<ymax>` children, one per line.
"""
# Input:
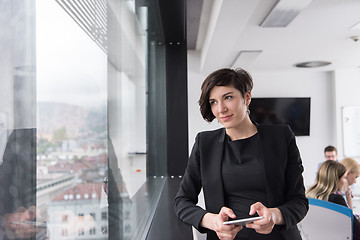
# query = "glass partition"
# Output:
<box><xmin>0</xmin><ymin>1</ymin><xmax>38</xmax><ymax>239</ymax></box>
<box><xmin>0</xmin><ymin>0</ymin><xmax>166</xmax><ymax>239</ymax></box>
<box><xmin>37</xmin><ymin>0</ymin><xmax>108</xmax><ymax>239</ymax></box>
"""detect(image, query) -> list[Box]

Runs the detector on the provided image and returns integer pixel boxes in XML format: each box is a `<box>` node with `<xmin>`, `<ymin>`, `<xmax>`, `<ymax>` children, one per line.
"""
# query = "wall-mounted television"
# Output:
<box><xmin>249</xmin><ymin>97</ymin><xmax>311</xmax><ymax>136</ymax></box>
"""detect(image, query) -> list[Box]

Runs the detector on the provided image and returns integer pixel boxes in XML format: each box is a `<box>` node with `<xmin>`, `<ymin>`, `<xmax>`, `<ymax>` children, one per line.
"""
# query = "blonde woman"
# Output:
<box><xmin>306</xmin><ymin>160</ymin><xmax>360</xmax><ymax>240</ymax></box>
<box><xmin>306</xmin><ymin>160</ymin><xmax>347</xmax><ymax>201</ymax></box>
<box><xmin>341</xmin><ymin>158</ymin><xmax>360</xmax><ymax>209</ymax></box>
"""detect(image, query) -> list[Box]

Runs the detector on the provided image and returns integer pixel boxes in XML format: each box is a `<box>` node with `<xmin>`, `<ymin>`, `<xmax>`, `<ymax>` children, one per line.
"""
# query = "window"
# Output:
<box><xmin>36</xmin><ymin>2</ymin><xmax>109</xmax><ymax>239</ymax></box>
<box><xmin>61</xmin><ymin>228</ymin><xmax>68</xmax><ymax>237</ymax></box>
<box><xmin>0</xmin><ymin>0</ymin><xmax>167</xmax><ymax>239</ymax></box>
<box><xmin>78</xmin><ymin>227</ymin><xmax>84</xmax><ymax>236</ymax></box>
<box><xmin>62</xmin><ymin>214</ymin><xmax>68</xmax><ymax>222</ymax></box>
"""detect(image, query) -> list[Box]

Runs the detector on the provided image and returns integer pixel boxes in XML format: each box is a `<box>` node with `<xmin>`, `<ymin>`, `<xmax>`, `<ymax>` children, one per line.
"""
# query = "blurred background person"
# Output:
<box><xmin>306</xmin><ymin>160</ymin><xmax>360</xmax><ymax>240</ymax></box>
<box><xmin>340</xmin><ymin>158</ymin><xmax>360</xmax><ymax>210</ymax></box>
<box><xmin>324</xmin><ymin>145</ymin><xmax>338</xmax><ymax>161</ymax></box>
<box><xmin>316</xmin><ymin>145</ymin><xmax>338</xmax><ymax>175</ymax></box>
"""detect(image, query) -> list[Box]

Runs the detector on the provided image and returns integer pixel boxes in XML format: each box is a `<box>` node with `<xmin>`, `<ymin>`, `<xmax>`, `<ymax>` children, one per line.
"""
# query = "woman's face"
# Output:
<box><xmin>346</xmin><ymin>171</ymin><xmax>359</xmax><ymax>186</ymax></box>
<box><xmin>339</xmin><ymin>173</ymin><xmax>348</xmax><ymax>191</ymax></box>
<box><xmin>209</xmin><ymin>85</ymin><xmax>250</xmax><ymax>130</ymax></box>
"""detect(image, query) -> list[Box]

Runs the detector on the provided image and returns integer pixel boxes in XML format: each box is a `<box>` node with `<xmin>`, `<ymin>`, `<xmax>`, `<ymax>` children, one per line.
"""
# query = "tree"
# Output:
<box><xmin>53</xmin><ymin>126</ymin><xmax>67</xmax><ymax>144</ymax></box>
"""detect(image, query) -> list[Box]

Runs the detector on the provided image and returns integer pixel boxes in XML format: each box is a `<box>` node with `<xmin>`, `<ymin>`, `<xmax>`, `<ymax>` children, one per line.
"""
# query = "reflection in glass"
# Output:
<box><xmin>0</xmin><ymin>0</ymin><xmax>38</xmax><ymax>239</ymax></box>
<box><xmin>106</xmin><ymin>0</ymin><xmax>149</xmax><ymax>238</ymax></box>
<box><xmin>0</xmin><ymin>0</ymin><xmax>161</xmax><ymax>239</ymax></box>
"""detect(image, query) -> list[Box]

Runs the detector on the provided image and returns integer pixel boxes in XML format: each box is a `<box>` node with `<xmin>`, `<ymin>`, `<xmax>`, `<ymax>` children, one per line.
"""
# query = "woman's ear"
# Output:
<box><xmin>245</xmin><ymin>91</ymin><xmax>252</xmax><ymax>106</ymax></box>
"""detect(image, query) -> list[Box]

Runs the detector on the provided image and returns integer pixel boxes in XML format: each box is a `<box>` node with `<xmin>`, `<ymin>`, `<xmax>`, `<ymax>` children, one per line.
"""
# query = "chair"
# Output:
<box><xmin>298</xmin><ymin>198</ymin><xmax>353</xmax><ymax>240</ymax></box>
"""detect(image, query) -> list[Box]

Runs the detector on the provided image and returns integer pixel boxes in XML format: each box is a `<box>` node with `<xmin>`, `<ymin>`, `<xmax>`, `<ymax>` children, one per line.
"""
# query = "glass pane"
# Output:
<box><xmin>107</xmin><ymin>0</ymin><xmax>150</xmax><ymax>238</ymax></box>
<box><xmin>36</xmin><ymin>0</ymin><xmax>108</xmax><ymax>239</ymax></box>
<box><xmin>0</xmin><ymin>0</ymin><xmax>38</xmax><ymax>239</ymax></box>
<box><xmin>0</xmin><ymin>0</ymin><xmax>165</xmax><ymax>239</ymax></box>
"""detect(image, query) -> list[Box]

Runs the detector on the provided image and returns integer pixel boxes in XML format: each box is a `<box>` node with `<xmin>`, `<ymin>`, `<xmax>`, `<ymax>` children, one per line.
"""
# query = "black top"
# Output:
<box><xmin>222</xmin><ymin>133</ymin><xmax>284</xmax><ymax>239</ymax></box>
<box><xmin>222</xmin><ymin>133</ymin><xmax>267</xmax><ymax>217</ymax></box>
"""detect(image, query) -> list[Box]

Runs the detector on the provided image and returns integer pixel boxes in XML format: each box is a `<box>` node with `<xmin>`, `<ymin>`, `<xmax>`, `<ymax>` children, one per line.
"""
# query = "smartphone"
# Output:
<box><xmin>11</xmin><ymin>221</ymin><xmax>47</xmax><ymax>228</ymax></box>
<box><xmin>22</xmin><ymin>221</ymin><xmax>47</xmax><ymax>228</ymax></box>
<box><xmin>223</xmin><ymin>216</ymin><xmax>264</xmax><ymax>226</ymax></box>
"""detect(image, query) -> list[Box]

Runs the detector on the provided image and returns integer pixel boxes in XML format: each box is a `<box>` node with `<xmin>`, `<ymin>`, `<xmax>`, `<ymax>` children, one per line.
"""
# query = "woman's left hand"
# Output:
<box><xmin>245</xmin><ymin>202</ymin><xmax>284</xmax><ymax>234</ymax></box>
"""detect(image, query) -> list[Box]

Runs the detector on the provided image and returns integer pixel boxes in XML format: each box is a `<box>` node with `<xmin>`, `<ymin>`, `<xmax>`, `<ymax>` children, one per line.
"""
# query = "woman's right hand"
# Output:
<box><xmin>200</xmin><ymin>207</ymin><xmax>242</xmax><ymax>240</ymax></box>
<box><xmin>3</xmin><ymin>206</ymin><xmax>40</xmax><ymax>239</ymax></box>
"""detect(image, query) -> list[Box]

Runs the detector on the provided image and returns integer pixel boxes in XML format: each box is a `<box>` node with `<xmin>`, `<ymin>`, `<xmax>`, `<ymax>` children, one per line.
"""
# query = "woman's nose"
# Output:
<box><xmin>218</xmin><ymin>102</ymin><xmax>227</xmax><ymax>113</ymax></box>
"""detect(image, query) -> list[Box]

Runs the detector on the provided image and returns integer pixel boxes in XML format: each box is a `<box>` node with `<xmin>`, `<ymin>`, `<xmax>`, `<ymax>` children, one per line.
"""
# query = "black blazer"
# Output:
<box><xmin>0</xmin><ymin>129</ymin><xmax>36</xmax><ymax>215</ymax></box>
<box><xmin>0</xmin><ymin>129</ymin><xmax>36</xmax><ymax>240</ymax></box>
<box><xmin>174</xmin><ymin>124</ymin><xmax>308</xmax><ymax>240</ymax></box>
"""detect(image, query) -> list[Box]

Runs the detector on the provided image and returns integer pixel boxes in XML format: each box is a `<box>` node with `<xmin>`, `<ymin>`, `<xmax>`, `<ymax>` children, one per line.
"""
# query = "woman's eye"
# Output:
<box><xmin>225</xmin><ymin>96</ymin><xmax>232</xmax><ymax>100</ymax></box>
<box><xmin>209</xmin><ymin>101</ymin><xmax>216</xmax><ymax>105</ymax></box>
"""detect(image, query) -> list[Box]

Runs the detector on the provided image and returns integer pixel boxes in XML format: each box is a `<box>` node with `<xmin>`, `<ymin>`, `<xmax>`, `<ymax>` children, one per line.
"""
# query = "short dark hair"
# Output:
<box><xmin>198</xmin><ymin>68</ymin><xmax>253</xmax><ymax>122</ymax></box>
<box><xmin>324</xmin><ymin>145</ymin><xmax>337</xmax><ymax>153</ymax></box>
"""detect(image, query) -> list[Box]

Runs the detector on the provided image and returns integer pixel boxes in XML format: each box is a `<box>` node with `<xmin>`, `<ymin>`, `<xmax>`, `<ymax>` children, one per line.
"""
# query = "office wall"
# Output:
<box><xmin>187</xmin><ymin>51</ymin><xmax>340</xmax><ymax>188</ymax></box>
<box><xmin>334</xmin><ymin>69</ymin><xmax>360</xmax><ymax>161</ymax></box>
<box><xmin>252</xmin><ymin>70</ymin><xmax>335</xmax><ymax>187</ymax></box>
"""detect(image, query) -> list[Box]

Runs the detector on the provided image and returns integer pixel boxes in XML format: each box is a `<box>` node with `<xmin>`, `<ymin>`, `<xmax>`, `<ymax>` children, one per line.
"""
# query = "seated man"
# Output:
<box><xmin>324</xmin><ymin>145</ymin><xmax>338</xmax><ymax>161</ymax></box>
<box><xmin>316</xmin><ymin>145</ymin><xmax>338</xmax><ymax>173</ymax></box>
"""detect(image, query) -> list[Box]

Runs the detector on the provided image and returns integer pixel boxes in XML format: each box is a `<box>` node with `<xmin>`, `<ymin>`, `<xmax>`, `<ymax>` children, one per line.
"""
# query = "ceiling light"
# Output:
<box><xmin>231</xmin><ymin>51</ymin><xmax>262</xmax><ymax>69</ymax></box>
<box><xmin>260</xmin><ymin>0</ymin><xmax>313</xmax><ymax>27</ymax></box>
<box><xmin>350</xmin><ymin>21</ymin><xmax>360</xmax><ymax>30</ymax></box>
<box><xmin>350</xmin><ymin>36</ymin><xmax>360</xmax><ymax>42</ymax></box>
<box><xmin>294</xmin><ymin>61</ymin><xmax>331</xmax><ymax>68</ymax></box>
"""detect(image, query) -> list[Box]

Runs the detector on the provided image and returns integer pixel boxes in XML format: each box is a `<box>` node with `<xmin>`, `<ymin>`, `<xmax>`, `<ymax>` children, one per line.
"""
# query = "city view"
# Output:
<box><xmin>36</xmin><ymin>101</ymin><xmax>109</xmax><ymax>239</ymax></box>
<box><xmin>35</xmin><ymin>0</ymin><xmax>146</xmax><ymax>238</ymax></box>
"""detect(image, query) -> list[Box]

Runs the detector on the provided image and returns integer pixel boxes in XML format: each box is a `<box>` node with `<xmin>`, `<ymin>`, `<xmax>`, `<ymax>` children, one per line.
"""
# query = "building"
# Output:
<box><xmin>47</xmin><ymin>183</ymin><xmax>109</xmax><ymax>240</ymax></box>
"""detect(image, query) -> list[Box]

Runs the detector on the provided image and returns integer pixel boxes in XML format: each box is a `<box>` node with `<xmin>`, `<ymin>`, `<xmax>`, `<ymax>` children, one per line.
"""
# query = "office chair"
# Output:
<box><xmin>298</xmin><ymin>198</ymin><xmax>353</xmax><ymax>240</ymax></box>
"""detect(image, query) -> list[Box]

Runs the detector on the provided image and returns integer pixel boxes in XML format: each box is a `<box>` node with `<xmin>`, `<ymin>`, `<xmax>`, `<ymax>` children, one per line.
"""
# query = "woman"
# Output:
<box><xmin>174</xmin><ymin>68</ymin><xmax>308</xmax><ymax>240</ymax></box>
<box><xmin>306</xmin><ymin>160</ymin><xmax>347</xmax><ymax>201</ymax></box>
<box><xmin>341</xmin><ymin>157</ymin><xmax>360</xmax><ymax>209</ymax></box>
<box><xmin>306</xmin><ymin>160</ymin><xmax>360</xmax><ymax>240</ymax></box>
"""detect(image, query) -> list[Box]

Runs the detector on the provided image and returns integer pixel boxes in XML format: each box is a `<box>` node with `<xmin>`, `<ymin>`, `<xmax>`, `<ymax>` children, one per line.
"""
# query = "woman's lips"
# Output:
<box><xmin>221</xmin><ymin>115</ymin><xmax>233</xmax><ymax>121</ymax></box>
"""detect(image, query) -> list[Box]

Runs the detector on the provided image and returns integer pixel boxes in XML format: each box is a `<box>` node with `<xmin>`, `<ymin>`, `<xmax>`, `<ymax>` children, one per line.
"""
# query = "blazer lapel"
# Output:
<box><xmin>256</xmin><ymin>125</ymin><xmax>283</xmax><ymax>207</ymax></box>
<box><xmin>202</xmin><ymin>129</ymin><xmax>226</xmax><ymax>213</ymax></box>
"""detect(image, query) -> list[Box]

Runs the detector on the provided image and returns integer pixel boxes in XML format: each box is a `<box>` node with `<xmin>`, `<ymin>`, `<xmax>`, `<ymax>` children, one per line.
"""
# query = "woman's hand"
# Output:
<box><xmin>345</xmin><ymin>185</ymin><xmax>354</xmax><ymax>209</ymax></box>
<box><xmin>245</xmin><ymin>202</ymin><xmax>284</xmax><ymax>234</ymax></box>
<box><xmin>200</xmin><ymin>207</ymin><xmax>243</xmax><ymax>240</ymax></box>
<box><xmin>3</xmin><ymin>206</ymin><xmax>40</xmax><ymax>239</ymax></box>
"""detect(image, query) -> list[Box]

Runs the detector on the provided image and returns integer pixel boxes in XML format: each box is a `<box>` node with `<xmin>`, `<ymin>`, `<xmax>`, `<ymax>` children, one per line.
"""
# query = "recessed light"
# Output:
<box><xmin>231</xmin><ymin>50</ymin><xmax>262</xmax><ymax>69</ymax></box>
<box><xmin>260</xmin><ymin>0</ymin><xmax>313</xmax><ymax>27</ymax></box>
<box><xmin>294</xmin><ymin>61</ymin><xmax>331</xmax><ymax>68</ymax></box>
<box><xmin>350</xmin><ymin>21</ymin><xmax>360</xmax><ymax>30</ymax></box>
<box><xmin>350</xmin><ymin>36</ymin><xmax>360</xmax><ymax>42</ymax></box>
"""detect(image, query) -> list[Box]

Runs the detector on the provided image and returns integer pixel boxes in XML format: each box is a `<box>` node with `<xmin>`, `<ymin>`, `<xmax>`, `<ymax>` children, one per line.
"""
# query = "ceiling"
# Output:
<box><xmin>187</xmin><ymin>0</ymin><xmax>360</xmax><ymax>73</ymax></box>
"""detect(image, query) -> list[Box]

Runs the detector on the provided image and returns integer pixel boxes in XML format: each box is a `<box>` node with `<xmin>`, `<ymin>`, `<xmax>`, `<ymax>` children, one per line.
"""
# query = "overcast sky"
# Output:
<box><xmin>36</xmin><ymin>0</ymin><xmax>107</xmax><ymax>109</ymax></box>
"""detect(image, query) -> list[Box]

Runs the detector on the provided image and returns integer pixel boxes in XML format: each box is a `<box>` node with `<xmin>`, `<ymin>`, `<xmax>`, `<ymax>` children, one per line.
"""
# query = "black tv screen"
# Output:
<box><xmin>249</xmin><ymin>97</ymin><xmax>311</xmax><ymax>136</ymax></box>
